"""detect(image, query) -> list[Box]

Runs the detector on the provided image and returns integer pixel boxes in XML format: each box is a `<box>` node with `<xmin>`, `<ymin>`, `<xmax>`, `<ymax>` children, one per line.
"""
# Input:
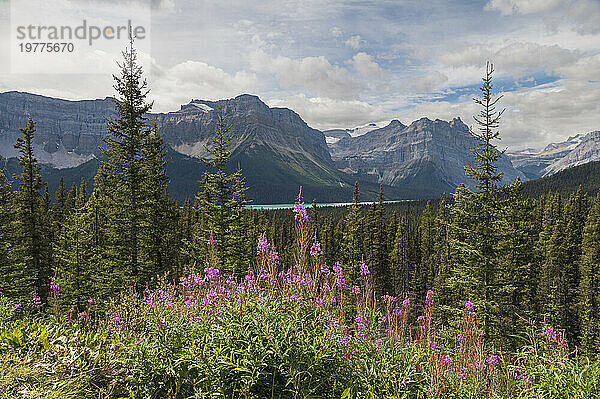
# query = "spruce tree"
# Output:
<box><xmin>56</xmin><ymin>188</ymin><xmax>102</xmax><ymax>307</ymax></box>
<box><xmin>561</xmin><ymin>188</ymin><xmax>589</xmax><ymax>342</ymax></box>
<box><xmin>417</xmin><ymin>202</ymin><xmax>437</xmax><ymax>310</ymax></box>
<box><xmin>495</xmin><ymin>180</ymin><xmax>536</xmax><ymax>349</ymax></box>
<box><xmin>0</xmin><ymin>159</ymin><xmax>12</xmax><ymax>296</ymax></box>
<box><xmin>58</xmin><ymin>39</ymin><xmax>176</xmax><ymax>300</ymax></box>
<box><xmin>367</xmin><ymin>186</ymin><xmax>390</xmax><ymax>297</ymax></box>
<box><xmin>449</xmin><ymin>62</ymin><xmax>512</xmax><ymax>342</ymax></box>
<box><xmin>187</xmin><ymin>110</ymin><xmax>250</xmax><ymax>275</ymax></box>
<box><xmin>94</xmin><ymin>39</ymin><xmax>153</xmax><ymax>291</ymax></box>
<box><xmin>390</xmin><ymin>214</ymin><xmax>412</xmax><ymax>299</ymax></box>
<box><xmin>9</xmin><ymin>117</ymin><xmax>52</xmax><ymax>300</ymax></box>
<box><xmin>140</xmin><ymin>125</ymin><xmax>179</xmax><ymax>282</ymax></box>
<box><xmin>578</xmin><ymin>194</ymin><xmax>600</xmax><ymax>354</ymax></box>
<box><xmin>343</xmin><ymin>181</ymin><xmax>364</xmax><ymax>285</ymax></box>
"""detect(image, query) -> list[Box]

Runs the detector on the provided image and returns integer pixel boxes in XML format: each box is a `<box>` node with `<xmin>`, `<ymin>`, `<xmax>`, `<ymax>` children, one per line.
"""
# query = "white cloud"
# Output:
<box><xmin>485</xmin><ymin>0</ymin><xmax>563</xmax><ymax>15</ymax></box>
<box><xmin>441</xmin><ymin>42</ymin><xmax>582</xmax><ymax>79</ymax></box>
<box><xmin>485</xmin><ymin>0</ymin><xmax>600</xmax><ymax>34</ymax></box>
<box><xmin>149</xmin><ymin>60</ymin><xmax>258</xmax><ymax>111</ymax></box>
<box><xmin>412</xmin><ymin>71</ymin><xmax>449</xmax><ymax>92</ymax></box>
<box><xmin>248</xmin><ymin>49</ymin><xmax>363</xmax><ymax>99</ymax></box>
<box><xmin>329</xmin><ymin>26</ymin><xmax>343</xmax><ymax>38</ymax></box>
<box><xmin>345</xmin><ymin>35</ymin><xmax>363</xmax><ymax>50</ymax></box>
<box><xmin>268</xmin><ymin>94</ymin><xmax>386</xmax><ymax>130</ymax></box>
<box><xmin>403</xmin><ymin>79</ymin><xmax>600</xmax><ymax>150</ymax></box>
<box><xmin>556</xmin><ymin>53</ymin><xmax>600</xmax><ymax>81</ymax></box>
<box><xmin>348</xmin><ymin>52</ymin><xmax>384</xmax><ymax>79</ymax></box>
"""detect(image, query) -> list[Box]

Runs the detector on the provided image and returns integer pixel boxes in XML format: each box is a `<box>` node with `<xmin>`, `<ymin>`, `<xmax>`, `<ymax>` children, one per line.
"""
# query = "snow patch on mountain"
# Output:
<box><xmin>190</xmin><ymin>101</ymin><xmax>214</xmax><ymax>112</ymax></box>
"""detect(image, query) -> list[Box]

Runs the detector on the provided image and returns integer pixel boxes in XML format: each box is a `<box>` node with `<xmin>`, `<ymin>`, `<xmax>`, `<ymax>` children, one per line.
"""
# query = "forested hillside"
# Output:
<box><xmin>522</xmin><ymin>160</ymin><xmax>600</xmax><ymax>198</ymax></box>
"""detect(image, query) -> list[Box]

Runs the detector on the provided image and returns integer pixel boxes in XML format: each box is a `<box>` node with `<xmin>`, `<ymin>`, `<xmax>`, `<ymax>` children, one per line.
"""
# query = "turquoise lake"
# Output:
<box><xmin>246</xmin><ymin>200</ymin><xmax>408</xmax><ymax>210</ymax></box>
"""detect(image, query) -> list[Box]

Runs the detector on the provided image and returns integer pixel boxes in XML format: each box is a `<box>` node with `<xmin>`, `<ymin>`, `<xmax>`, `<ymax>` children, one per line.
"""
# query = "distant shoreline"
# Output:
<box><xmin>246</xmin><ymin>199</ymin><xmax>410</xmax><ymax>210</ymax></box>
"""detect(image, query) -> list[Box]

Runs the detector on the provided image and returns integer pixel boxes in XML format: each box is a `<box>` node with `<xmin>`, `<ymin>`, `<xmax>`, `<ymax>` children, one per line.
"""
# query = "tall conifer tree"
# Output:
<box><xmin>187</xmin><ymin>110</ymin><xmax>250</xmax><ymax>275</ymax></box>
<box><xmin>578</xmin><ymin>194</ymin><xmax>600</xmax><ymax>354</ymax></box>
<box><xmin>0</xmin><ymin>159</ymin><xmax>12</xmax><ymax>296</ymax></box>
<box><xmin>9</xmin><ymin>117</ymin><xmax>52</xmax><ymax>300</ymax></box>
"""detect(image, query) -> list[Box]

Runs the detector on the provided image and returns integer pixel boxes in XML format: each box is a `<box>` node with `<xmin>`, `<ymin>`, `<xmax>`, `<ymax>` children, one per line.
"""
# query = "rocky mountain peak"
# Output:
<box><xmin>387</xmin><ymin>119</ymin><xmax>405</xmax><ymax>129</ymax></box>
<box><xmin>450</xmin><ymin>117</ymin><xmax>469</xmax><ymax>131</ymax></box>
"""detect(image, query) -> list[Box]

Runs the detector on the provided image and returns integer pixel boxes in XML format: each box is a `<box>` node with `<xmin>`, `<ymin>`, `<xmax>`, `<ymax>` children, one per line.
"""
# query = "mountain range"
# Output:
<box><xmin>0</xmin><ymin>92</ymin><xmax>389</xmax><ymax>203</ymax></box>
<box><xmin>327</xmin><ymin>117</ymin><xmax>525</xmax><ymax>196</ymax></box>
<box><xmin>0</xmin><ymin>91</ymin><xmax>598</xmax><ymax>203</ymax></box>
<box><xmin>506</xmin><ymin>133</ymin><xmax>599</xmax><ymax>179</ymax></box>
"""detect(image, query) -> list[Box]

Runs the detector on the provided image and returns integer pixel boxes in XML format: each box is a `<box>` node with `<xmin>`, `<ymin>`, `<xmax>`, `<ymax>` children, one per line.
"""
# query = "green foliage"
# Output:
<box><xmin>184</xmin><ymin>110</ymin><xmax>251</xmax><ymax>275</ymax></box>
<box><xmin>522</xmin><ymin>161</ymin><xmax>600</xmax><ymax>199</ymax></box>
<box><xmin>1</xmin><ymin>270</ymin><xmax>599</xmax><ymax>399</ymax></box>
<box><xmin>578</xmin><ymin>193</ymin><xmax>600</xmax><ymax>354</ymax></box>
<box><xmin>5</xmin><ymin>117</ymin><xmax>52</xmax><ymax>301</ymax></box>
<box><xmin>56</xmin><ymin>41</ymin><xmax>178</xmax><ymax>303</ymax></box>
<box><xmin>343</xmin><ymin>181</ymin><xmax>365</xmax><ymax>285</ymax></box>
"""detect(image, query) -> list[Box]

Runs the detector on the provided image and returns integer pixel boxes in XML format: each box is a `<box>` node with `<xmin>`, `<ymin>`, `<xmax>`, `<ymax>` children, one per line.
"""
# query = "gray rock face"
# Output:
<box><xmin>329</xmin><ymin>117</ymin><xmax>526</xmax><ymax>191</ymax></box>
<box><xmin>0</xmin><ymin>91</ymin><xmax>115</xmax><ymax>168</ymax></box>
<box><xmin>155</xmin><ymin>94</ymin><xmax>333</xmax><ymax>166</ymax></box>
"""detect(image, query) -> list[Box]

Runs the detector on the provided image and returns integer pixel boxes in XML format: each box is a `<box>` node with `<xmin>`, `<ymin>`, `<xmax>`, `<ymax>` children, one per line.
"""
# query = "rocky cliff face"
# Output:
<box><xmin>0</xmin><ymin>91</ymin><xmax>115</xmax><ymax>168</ymax></box>
<box><xmin>0</xmin><ymin>92</ymin><xmax>333</xmax><ymax>170</ymax></box>
<box><xmin>329</xmin><ymin>117</ymin><xmax>526</xmax><ymax>193</ymax></box>
<box><xmin>155</xmin><ymin>94</ymin><xmax>333</xmax><ymax>167</ymax></box>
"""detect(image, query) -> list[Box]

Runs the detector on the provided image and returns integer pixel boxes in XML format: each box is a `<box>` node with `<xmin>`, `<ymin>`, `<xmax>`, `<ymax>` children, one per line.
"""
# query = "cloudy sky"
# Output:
<box><xmin>1</xmin><ymin>0</ymin><xmax>599</xmax><ymax>149</ymax></box>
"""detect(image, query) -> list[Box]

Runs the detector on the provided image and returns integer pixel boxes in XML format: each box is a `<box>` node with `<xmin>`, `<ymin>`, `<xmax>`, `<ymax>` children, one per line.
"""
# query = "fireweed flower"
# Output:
<box><xmin>204</xmin><ymin>267</ymin><xmax>220</xmax><ymax>282</ymax></box>
<box><xmin>50</xmin><ymin>280</ymin><xmax>59</xmax><ymax>292</ymax></box>
<box><xmin>332</xmin><ymin>264</ymin><xmax>346</xmax><ymax>287</ymax></box>
<box><xmin>293</xmin><ymin>192</ymin><xmax>309</xmax><ymax>222</ymax></box>
<box><xmin>351</xmin><ymin>286</ymin><xmax>361</xmax><ymax>295</ymax></box>
<box><xmin>381</xmin><ymin>295</ymin><xmax>396</xmax><ymax>303</ymax></box>
<box><xmin>87</xmin><ymin>298</ymin><xmax>95</xmax><ymax>304</ymax></box>
<box><xmin>310</xmin><ymin>242</ymin><xmax>323</xmax><ymax>257</ymax></box>
<box><xmin>465</xmin><ymin>301</ymin><xmax>474</xmax><ymax>312</ymax></box>
<box><xmin>402</xmin><ymin>297</ymin><xmax>410</xmax><ymax>308</ymax></box>
<box><xmin>426</xmin><ymin>290</ymin><xmax>434</xmax><ymax>306</ymax></box>
<box><xmin>257</xmin><ymin>234</ymin><xmax>270</xmax><ymax>254</ymax></box>
<box><xmin>32</xmin><ymin>295</ymin><xmax>41</xmax><ymax>308</ymax></box>
<box><xmin>487</xmin><ymin>354</ymin><xmax>499</xmax><ymax>366</ymax></box>
<box><xmin>257</xmin><ymin>233</ymin><xmax>280</xmax><ymax>264</ymax></box>
<box><xmin>359</xmin><ymin>262</ymin><xmax>370</xmax><ymax>276</ymax></box>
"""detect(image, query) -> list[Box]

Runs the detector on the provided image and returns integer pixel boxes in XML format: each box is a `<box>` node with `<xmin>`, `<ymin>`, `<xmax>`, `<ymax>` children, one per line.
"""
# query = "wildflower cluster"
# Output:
<box><xmin>541</xmin><ymin>324</ymin><xmax>569</xmax><ymax>361</ymax></box>
<box><xmin>310</xmin><ymin>241</ymin><xmax>323</xmax><ymax>257</ymax></box>
<box><xmin>293</xmin><ymin>193</ymin><xmax>308</xmax><ymax>222</ymax></box>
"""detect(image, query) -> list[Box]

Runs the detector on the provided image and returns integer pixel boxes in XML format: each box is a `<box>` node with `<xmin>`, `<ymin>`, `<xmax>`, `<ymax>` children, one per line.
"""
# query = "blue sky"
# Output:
<box><xmin>1</xmin><ymin>0</ymin><xmax>599</xmax><ymax>149</ymax></box>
